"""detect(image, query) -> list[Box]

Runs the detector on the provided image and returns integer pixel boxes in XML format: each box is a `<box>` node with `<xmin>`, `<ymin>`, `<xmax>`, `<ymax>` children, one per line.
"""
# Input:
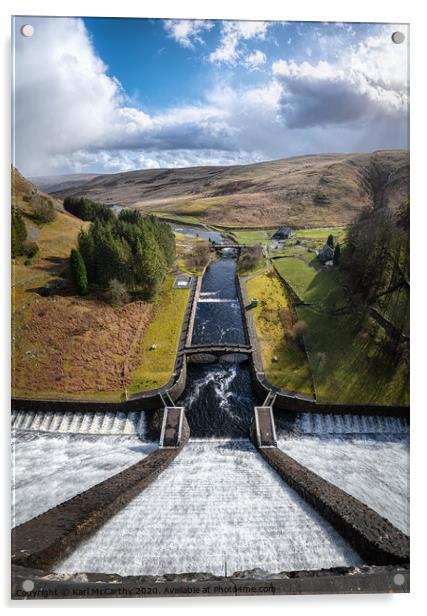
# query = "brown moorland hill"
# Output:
<box><xmin>41</xmin><ymin>150</ymin><xmax>409</xmax><ymax>228</ymax></box>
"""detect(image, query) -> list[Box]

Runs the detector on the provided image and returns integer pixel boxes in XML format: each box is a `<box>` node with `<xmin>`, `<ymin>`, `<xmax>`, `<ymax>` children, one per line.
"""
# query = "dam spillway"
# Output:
<box><xmin>12</xmin><ymin>430</ymin><xmax>156</xmax><ymax>527</ymax></box>
<box><xmin>277</xmin><ymin>435</ymin><xmax>409</xmax><ymax>534</ymax></box>
<box><xmin>55</xmin><ymin>439</ymin><xmax>364</xmax><ymax>576</ymax></box>
<box><xmin>11</xmin><ymin>233</ymin><xmax>409</xmax><ymax>583</ymax></box>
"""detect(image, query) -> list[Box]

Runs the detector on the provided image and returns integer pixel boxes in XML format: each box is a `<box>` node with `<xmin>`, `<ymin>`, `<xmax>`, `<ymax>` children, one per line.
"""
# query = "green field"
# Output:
<box><xmin>128</xmin><ymin>275</ymin><xmax>190</xmax><ymax>392</ymax></box>
<box><xmin>230</xmin><ymin>229</ymin><xmax>274</xmax><ymax>245</ymax></box>
<box><xmin>246</xmin><ymin>272</ymin><xmax>313</xmax><ymax>395</ymax></box>
<box><xmin>273</xmin><ymin>256</ymin><xmax>339</xmax><ymax>304</ymax></box>
<box><xmin>295</xmin><ymin>226</ymin><xmax>347</xmax><ymax>241</ymax></box>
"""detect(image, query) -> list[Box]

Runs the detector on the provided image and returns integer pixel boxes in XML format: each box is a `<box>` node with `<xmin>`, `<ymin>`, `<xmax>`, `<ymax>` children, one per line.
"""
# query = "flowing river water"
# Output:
<box><xmin>12</xmin><ymin>227</ymin><xmax>409</xmax><ymax>576</ymax></box>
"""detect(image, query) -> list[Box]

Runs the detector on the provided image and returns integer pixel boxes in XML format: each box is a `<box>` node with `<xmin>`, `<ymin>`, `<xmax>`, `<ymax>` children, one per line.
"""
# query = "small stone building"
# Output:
<box><xmin>317</xmin><ymin>243</ymin><xmax>334</xmax><ymax>264</ymax></box>
<box><xmin>271</xmin><ymin>226</ymin><xmax>293</xmax><ymax>241</ymax></box>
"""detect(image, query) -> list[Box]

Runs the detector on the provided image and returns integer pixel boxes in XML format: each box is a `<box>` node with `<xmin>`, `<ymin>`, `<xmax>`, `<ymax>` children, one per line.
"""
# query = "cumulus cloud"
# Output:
<box><xmin>209</xmin><ymin>21</ymin><xmax>269</xmax><ymax>64</ymax></box>
<box><xmin>163</xmin><ymin>20</ymin><xmax>212</xmax><ymax>48</ymax></box>
<box><xmin>13</xmin><ymin>17</ymin><xmax>234</xmax><ymax>175</ymax></box>
<box><xmin>272</xmin><ymin>27</ymin><xmax>408</xmax><ymax>129</ymax></box>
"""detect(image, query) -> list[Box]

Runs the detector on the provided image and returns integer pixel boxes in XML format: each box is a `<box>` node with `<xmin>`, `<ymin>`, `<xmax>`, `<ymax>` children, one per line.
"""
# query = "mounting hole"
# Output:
<box><xmin>393</xmin><ymin>573</ymin><xmax>405</xmax><ymax>586</ymax></box>
<box><xmin>20</xmin><ymin>24</ymin><xmax>34</xmax><ymax>37</ymax></box>
<box><xmin>391</xmin><ymin>31</ymin><xmax>405</xmax><ymax>44</ymax></box>
<box><xmin>22</xmin><ymin>579</ymin><xmax>34</xmax><ymax>592</ymax></box>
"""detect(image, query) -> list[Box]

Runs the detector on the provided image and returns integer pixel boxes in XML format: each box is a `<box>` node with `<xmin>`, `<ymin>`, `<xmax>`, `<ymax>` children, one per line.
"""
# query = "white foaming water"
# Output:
<box><xmin>56</xmin><ymin>439</ymin><xmax>363</xmax><ymax>576</ymax></box>
<box><xmin>197</xmin><ymin>299</ymin><xmax>239</xmax><ymax>304</ymax></box>
<box><xmin>296</xmin><ymin>413</ymin><xmax>408</xmax><ymax>436</ymax></box>
<box><xmin>12</xmin><ymin>431</ymin><xmax>156</xmax><ymax>527</ymax></box>
<box><xmin>11</xmin><ymin>410</ymin><xmax>147</xmax><ymax>438</ymax></box>
<box><xmin>278</xmin><ymin>436</ymin><xmax>409</xmax><ymax>534</ymax></box>
<box><xmin>187</xmin><ymin>365</ymin><xmax>238</xmax><ymax>412</ymax></box>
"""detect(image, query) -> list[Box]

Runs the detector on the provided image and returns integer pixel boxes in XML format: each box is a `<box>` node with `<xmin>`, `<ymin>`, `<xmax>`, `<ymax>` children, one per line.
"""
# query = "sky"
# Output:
<box><xmin>12</xmin><ymin>17</ymin><xmax>409</xmax><ymax>176</ymax></box>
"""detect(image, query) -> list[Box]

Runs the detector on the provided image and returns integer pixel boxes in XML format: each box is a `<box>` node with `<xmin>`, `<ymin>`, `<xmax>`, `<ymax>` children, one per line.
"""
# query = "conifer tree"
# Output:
<box><xmin>70</xmin><ymin>248</ymin><xmax>88</xmax><ymax>295</ymax></box>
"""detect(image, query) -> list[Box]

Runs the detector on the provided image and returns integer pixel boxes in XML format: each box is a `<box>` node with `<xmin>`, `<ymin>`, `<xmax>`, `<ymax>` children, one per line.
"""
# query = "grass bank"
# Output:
<box><xmin>245</xmin><ymin>271</ymin><xmax>313</xmax><ymax>395</ymax></box>
<box><xmin>128</xmin><ymin>275</ymin><xmax>190</xmax><ymax>393</ymax></box>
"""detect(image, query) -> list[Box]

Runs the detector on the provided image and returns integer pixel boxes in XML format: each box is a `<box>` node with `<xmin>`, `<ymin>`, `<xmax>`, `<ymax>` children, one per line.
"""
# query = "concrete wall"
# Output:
<box><xmin>12</xmin><ymin>563</ymin><xmax>409</xmax><ymax>599</ymax></box>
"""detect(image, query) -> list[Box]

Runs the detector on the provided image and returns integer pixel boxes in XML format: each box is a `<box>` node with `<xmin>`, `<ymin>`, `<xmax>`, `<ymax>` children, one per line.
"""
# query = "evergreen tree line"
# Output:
<box><xmin>74</xmin><ymin>210</ymin><xmax>176</xmax><ymax>299</ymax></box>
<box><xmin>63</xmin><ymin>196</ymin><xmax>116</xmax><ymax>224</ymax></box>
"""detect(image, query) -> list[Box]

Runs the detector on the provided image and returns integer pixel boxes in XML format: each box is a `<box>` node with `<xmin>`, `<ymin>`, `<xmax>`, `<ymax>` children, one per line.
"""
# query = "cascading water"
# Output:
<box><xmin>11</xmin><ymin>409</ymin><xmax>147</xmax><ymax>436</ymax></box>
<box><xmin>11</xmin><ymin>431</ymin><xmax>156</xmax><ymax>526</ymax></box>
<box><xmin>179</xmin><ymin>362</ymin><xmax>256</xmax><ymax>437</ymax></box>
<box><xmin>277</xmin><ymin>411</ymin><xmax>409</xmax><ymax>437</ymax></box>
<box><xmin>278</xmin><ymin>434</ymin><xmax>409</xmax><ymax>534</ymax></box>
<box><xmin>56</xmin><ymin>440</ymin><xmax>363</xmax><ymax>576</ymax></box>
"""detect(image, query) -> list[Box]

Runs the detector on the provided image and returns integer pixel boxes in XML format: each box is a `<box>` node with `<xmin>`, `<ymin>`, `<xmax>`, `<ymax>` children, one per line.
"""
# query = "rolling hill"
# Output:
<box><xmin>33</xmin><ymin>150</ymin><xmax>409</xmax><ymax>228</ymax></box>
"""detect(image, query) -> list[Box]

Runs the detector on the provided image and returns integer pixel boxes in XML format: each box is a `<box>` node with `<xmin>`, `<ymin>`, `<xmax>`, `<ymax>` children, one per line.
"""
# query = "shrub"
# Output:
<box><xmin>24</xmin><ymin>258</ymin><xmax>32</xmax><ymax>266</ymax></box>
<box><xmin>70</xmin><ymin>248</ymin><xmax>89</xmax><ymax>295</ymax></box>
<box><xmin>185</xmin><ymin>243</ymin><xmax>210</xmax><ymax>270</ymax></box>
<box><xmin>33</xmin><ymin>198</ymin><xmax>57</xmax><ymax>223</ymax></box>
<box><xmin>11</xmin><ymin>208</ymin><xmax>27</xmax><ymax>257</ymax></box>
<box><xmin>22</xmin><ymin>240</ymin><xmax>39</xmax><ymax>258</ymax></box>
<box><xmin>238</xmin><ymin>245</ymin><xmax>263</xmax><ymax>274</ymax></box>
<box><xmin>105</xmin><ymin>279</ymin><xmax>129</xmax><ymax>307</ymax></box>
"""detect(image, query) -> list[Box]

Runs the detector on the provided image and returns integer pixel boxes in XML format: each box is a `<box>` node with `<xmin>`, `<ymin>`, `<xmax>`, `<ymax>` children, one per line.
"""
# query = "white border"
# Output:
<box><xmin>1</xmin><ymin>0</ymin><xmax>425</xmax><ymax>613</ymax></box>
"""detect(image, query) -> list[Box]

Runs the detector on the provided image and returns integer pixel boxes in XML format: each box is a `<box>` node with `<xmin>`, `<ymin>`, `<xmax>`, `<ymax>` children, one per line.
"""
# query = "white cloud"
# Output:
<box><xmin>272</xmin><ymin>26</ymin><xmax>408</xmax><ymax>129</ymax></box>
<box><xmin>244</xmin><ymin>49</ymin><xmax>267</xmax><ymax>70</ymax></box>
<box><xmin>209</xmin><ymin>21</ymin><xmax>269</xmax><ymax>65</ymax></box>
<box><xmin>163</xmin><ymin>20</ymin><xmax>212</xmax><ymax>48</ymax></box>
<box><xmin>13</xmin><ymin>18</ymin><xmax>408</xmax><ymax>177</ymax></box>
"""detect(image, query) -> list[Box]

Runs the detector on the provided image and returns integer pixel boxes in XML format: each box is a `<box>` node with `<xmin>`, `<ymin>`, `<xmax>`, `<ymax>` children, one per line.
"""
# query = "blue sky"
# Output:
<box><xmin>13</xmin><ymin>17</ymin><xmax>409</xmax><ymax>175</ymax></box>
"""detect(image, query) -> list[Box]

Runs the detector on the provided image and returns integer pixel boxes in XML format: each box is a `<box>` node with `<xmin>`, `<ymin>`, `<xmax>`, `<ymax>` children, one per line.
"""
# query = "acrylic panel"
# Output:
<box><xmin>11</xmin><ymin>16</ymin><xmax>409</xmax><ymax>600</ymax></box>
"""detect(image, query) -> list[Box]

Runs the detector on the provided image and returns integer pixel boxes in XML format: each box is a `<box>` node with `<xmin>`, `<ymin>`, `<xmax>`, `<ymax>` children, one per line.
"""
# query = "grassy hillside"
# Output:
<box><xmin>42</xmin><ymin>150</ymin><xmax>409</xmax><ymax>229</ymax></box>
<box><xmin>12</xmin><ymin>167</ymin><xmax>189</xmax><ymax>400</ymax></box>
<box><xmin>272</xmin><ymin>248</ymin><xmax>409</xmax><ymax>406</ymax></box>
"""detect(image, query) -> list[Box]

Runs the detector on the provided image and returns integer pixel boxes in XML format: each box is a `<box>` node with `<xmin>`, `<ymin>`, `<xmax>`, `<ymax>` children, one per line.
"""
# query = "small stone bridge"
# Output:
<box><xmin>184</xmin><ymin>343</ymin><xmax>252</xmax><ymax>356</ymax></box>
<box><xmin>211</xmin><ymin>244</ymin><xmax>252</xmax><ymax>250</ymax></box>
